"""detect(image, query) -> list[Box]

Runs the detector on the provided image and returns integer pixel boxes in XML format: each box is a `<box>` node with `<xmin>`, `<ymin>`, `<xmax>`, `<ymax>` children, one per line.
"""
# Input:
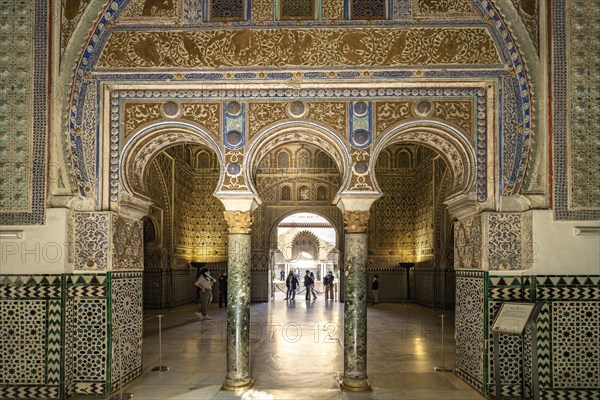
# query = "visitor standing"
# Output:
<box><xmin>218</xmin><ymin>271</ymin><xmax>228</xmax><ymax>307</ymax></box>
<box><xmin>371</xmin><ymin>274</ymin><xmax>380</xmax><ymax>305</ymax></box>
<box><xmin>285</xmin><ymin>271</ymin><xmax>299</xmax><ymax>300</ymax></box>
<box><xmin>309</xmin><ymin>272</ymin><xmax>317</xmax><ymax>300</ymax></box>
<box><xmin>195</xmin><ymin>268</ymin><xmax>216</xmax><ymax>320</ymax></box>
<box><xmin>324</xmin><ymin>271</ymin><xmax>334</xmax><ymax>300</ymax></box>
<box><xmin>304</xmin><ymin>270</ymin><xmax>314</xmax><ymax>300</ymax></box>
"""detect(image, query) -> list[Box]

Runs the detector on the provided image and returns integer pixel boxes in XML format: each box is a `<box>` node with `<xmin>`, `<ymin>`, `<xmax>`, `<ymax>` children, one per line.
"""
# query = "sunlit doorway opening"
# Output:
<box><xmin>270</xmin><ymin>212</ymin><xmax>339</xmax><ymax>301</ymax></box>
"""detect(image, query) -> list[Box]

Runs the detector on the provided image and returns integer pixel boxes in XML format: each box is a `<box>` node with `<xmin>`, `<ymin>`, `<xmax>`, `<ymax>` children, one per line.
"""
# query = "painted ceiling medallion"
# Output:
<box><xmin>353</xmin><ymin>101</ymin><xmax>368</xmax><ymax>116</ymax></box>
<box><xmin>287</xmin><ymin>101</ymin><xmax>307</xmax><ymax>118</ymax></box>
<box><xmin>412</xmin><ymin>100</ymin><xmax>434</xmax><ymax>117</ymax></box>
<box><xmin>225</xmin><ymin>130</ymin><xmax>243</xmax><ymax>147</ymax></box>
<box><xmin>161</xmin><ymin>101</ymin><xmax>180</xmax><ymax>118</ymax></box>
<box><xmin>353</xmin><ymin>161</ymin><xmax>369</xmax><ymax>174</ymax></box>
<box><xmin>226</xmin><ymin>101</ymin><xmax>242</xmax><ymax>116</ymax></box>
<box><xmin>226</xmin><ymin>162</ymin><xmax>241</xmax><ymax>176</ymax></box>
<box><xmin>351</xmin><ymin>129</ymin><xmax>370</xmax><ymax>147</ymax></box>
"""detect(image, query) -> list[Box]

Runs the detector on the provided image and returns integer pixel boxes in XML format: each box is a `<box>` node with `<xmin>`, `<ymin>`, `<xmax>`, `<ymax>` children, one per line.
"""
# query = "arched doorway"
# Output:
<box><xmin>270</xmin><ymin>212</ymin><xmax>339</xmax><ymax>301</ymax></box>
<box><xmin>249</xmin><ymin>139</ymin><xmax>345</xmax><ymax>301</ymax></box>
<box><xmin>369</xmin><ymin>143</ymin><xmax>455</xmax><ymax>308</ymax></box>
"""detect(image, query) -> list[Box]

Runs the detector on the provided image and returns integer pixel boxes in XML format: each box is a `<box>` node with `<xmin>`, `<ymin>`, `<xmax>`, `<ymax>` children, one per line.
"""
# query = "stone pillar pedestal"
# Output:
<box><xmin>222</xmin><ymin>211</ymin><xmax>254</xmax><ymax>391</ymax></box>
<box><xmin>340</xmin><ymin>211</ymin><xmax>371</xmax><ymax>392</ymax></box>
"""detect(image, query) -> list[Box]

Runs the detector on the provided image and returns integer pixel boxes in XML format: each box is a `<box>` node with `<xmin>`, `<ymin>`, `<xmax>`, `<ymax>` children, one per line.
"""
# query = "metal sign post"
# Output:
<box><xmin>491</xmin><ymin>302</ymin><xmax>543</xmax><ymax>400</ymax></box>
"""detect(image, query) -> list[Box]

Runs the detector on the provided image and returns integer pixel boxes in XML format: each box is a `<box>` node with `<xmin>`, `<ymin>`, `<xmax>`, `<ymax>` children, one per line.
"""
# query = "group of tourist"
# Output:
<box><xmin>193</xmin><ymin>266</ymin><xmax>380</xmax><ymax>320</ymax></box>
<box><xmin>283</xmin><ymin>270</ymin><xmax>336</xmax><ymax>301</ymax></box>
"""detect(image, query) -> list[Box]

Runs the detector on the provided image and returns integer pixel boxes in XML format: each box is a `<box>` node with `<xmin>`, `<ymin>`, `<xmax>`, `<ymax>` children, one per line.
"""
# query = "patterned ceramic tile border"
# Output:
<box><xmin>484</xmin><ymin>274</ymin><xmax>600</xmax><ymax>397</ymax></box>
<box><xmin>455</xmin><ymin>269</ymin><xmax>488</xmax><ymax>395</ymax></box>
<box><xmin>552</xmin><ymin>0</ymin><xmax>600</xmax><ymax>220</ymax></box>
<box><xmin>0</xmin><ymin>0</ymin><xmax>47</xmax><ymax>225</ymax></box>
<box><xmin>0</xmin><ymin>273</ymin><xmax>144</xmax><ymax>398</ymax></box>
<box><xmin>109</xmin><ymin>272</ymin><xmax>143</xmax><ymax>392</ymax></box>
<box><xmin>0</xmin><ymin>275</ymin><xmax>62</xmax><ymax>399</ymax></box>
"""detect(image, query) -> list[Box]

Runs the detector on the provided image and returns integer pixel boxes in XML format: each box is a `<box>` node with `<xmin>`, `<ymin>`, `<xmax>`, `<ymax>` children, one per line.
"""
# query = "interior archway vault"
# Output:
<box><xmin>372</xmin><ymin>120</ymin><xmax>477</xmax><ymax>198</ymax></box>
<box><xmin>121</xmin><ymin>123</ymin><xmax>225</xmax><ymax>201</ymax></box>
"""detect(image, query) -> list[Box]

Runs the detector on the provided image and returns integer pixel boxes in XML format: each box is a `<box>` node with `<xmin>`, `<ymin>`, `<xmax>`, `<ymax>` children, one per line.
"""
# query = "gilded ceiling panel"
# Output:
<box><xmin>248</xmin><ymin>103</ymin><xmax>287</xmax><ymax>139</ymax></box>
<box><xmin>374</xmin><ymin>100</ymin><xmax>473</xmax><ymax>138</ymax></box>
<box><xmin>97</xmin><ymin>27</ymin><xmax>501</xmax><ymax>69</ymax></box>
<box><xmin>124</xmin><ymin>103</ymin><xmax>162</xmax><ymax>139</ymax></box>
<box><xmin>181</xmin><ymin>103</ymin><xmax>222</xmax><ymax>137</ymax></box>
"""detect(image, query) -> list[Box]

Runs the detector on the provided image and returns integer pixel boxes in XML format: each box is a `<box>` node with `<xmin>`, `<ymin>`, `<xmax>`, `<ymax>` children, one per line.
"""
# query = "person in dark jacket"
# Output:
<box><xmin>218</xmin><ymin>271</ymin><xmax>228</xmax><ymax>307</ymax></box>
<box><xmin>324</xmin><ymin>271</ymin><xmax>334</xmax><ymax>300</ymax></box>
<box><xmin>371</xmin><ymin>274</ymin><xmax>380</xmax><ymax>305</ymax></box>
<box><xmin>284</xmin><ymin>271</ymin><xmax>299</xmax><ymax>300</ymax></box>
<box><xmin>304</xmin><ymin>270</ymin><xmax>314</xmax><ymax>300</ymax></box>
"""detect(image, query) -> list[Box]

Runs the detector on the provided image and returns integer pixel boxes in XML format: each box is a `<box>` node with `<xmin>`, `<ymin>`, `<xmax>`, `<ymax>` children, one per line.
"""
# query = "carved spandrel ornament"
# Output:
<box><xmin>224</xmin><ymin>211</ymin><xmax>253</xmax><ymax>234</ymax></box>
<box><xmin>343</xmin><ymin>211</ymin><xmax>370</xmax><ymax>233</ymax></box>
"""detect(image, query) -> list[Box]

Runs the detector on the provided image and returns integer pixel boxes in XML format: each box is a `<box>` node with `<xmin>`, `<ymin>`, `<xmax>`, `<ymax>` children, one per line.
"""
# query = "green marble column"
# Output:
<box><xmin>222</xmin><ymin>212</ymin><xmax>254</xmax><ymax>391</ymax></box>
<box><xmin>341</xmin><ymin>212</ymin><xmax>371</xmax><ymax>391</ymax></box>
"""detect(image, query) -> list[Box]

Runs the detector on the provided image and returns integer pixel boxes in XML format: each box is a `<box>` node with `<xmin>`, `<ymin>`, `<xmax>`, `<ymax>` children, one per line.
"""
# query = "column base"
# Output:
<box><xmin>222</xmin><ymin>377</ymin><xmax>254</xmax><ymax>392</ymax></box>
<box><xmin>340</xmin><ymin>377</ymin><xmax>371</xmax><ymax>392</ymax></box>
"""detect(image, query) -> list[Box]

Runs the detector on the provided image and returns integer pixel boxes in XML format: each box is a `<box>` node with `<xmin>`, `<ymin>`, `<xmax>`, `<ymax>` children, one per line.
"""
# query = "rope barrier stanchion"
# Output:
<box><xmin>434</xmin><ymin>314</ymin><xmax>452</xmax><ymax>372</ymax></box>
<box><xmin>150</xmin><ymin>314</ymin><xmax>169</xmax><ymax>372</ymax></box>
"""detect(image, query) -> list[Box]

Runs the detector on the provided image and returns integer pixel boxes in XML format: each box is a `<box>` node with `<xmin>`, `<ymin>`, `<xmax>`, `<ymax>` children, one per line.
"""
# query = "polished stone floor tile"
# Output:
<box><xmin>71</xmin><ymin>299</ymin><xmax>484</xmax><ymax>400</ymax></box>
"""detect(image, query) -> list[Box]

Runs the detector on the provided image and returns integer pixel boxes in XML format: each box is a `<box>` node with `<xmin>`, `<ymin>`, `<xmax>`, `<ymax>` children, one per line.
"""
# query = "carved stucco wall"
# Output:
<box><xmin>368</xmin><ymin>145</ymin><xmax>450</xmax><ymax>268</ymax></box>
<box><xmin>173</xmin><ymin>149</ymin><xmax>228</xmax><ymax>263</ymax></box>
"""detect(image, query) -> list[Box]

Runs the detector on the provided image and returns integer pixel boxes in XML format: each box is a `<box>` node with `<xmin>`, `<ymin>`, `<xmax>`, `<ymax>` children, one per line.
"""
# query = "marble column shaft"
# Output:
<box><xmin>223</xmin><ymin>233</ymin><xmax>253</xmax><ymax>390</ymax></box>
<box><xmin>342</xmin><ymin>232</ymin><xmax>369</xmax><ymax>389</ymax></box>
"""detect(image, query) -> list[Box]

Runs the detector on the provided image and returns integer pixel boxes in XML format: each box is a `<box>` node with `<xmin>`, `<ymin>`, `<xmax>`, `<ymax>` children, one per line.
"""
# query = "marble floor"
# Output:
<box><xmin>95</xmin><ymin>294</ymin><xmax>484</xmax><ymax>400</ymax></box>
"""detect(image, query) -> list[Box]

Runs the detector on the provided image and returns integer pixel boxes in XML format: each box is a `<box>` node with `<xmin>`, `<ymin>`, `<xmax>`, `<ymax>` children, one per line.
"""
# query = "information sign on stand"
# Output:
<box><xmin>491</xmin><ymin>302</ymin><xmax>543</xmax><ymax>400</ymax></box>
<box><xmin>491</xmin><ymin>303</ymin><xmax>536</xmax><ymax>335</ymax></box>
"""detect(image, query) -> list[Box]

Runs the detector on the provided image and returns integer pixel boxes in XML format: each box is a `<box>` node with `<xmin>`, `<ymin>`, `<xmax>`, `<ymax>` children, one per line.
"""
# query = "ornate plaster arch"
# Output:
<box><xmin>245</xmin><ymin>121</ymin><xmax>351</xmax><ymax>197</ymax></box>
<box><xmin>120</xmin><ymin>122</ymin><xmax>224</xmax><ymax>199</ymax></box>
<box><xmin>372</xmin><ymin>121</ymin><xmax>477</xmax><ymax>197</ymax></box>
<box><xmin>62</xmin><ymin>0</ymin><xmax>535</xmax><ymax>202</ymax></box>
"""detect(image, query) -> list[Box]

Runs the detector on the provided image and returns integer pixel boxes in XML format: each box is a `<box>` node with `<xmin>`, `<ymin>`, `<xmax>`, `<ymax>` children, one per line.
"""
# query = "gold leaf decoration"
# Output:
<box><xmin>98</xmin><ymin>27</ymin><xmax>501</xmax><ymax>69</ymax></box>
<box><xmin>123</xmin><ymin>102</ymin><xmax>162</xmax><ymax>139</ymax></box>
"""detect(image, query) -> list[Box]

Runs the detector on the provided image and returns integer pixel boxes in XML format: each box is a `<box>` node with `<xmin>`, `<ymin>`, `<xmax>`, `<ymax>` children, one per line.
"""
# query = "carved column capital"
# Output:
<box><xmin>223</xmin><ymin>211</ymin><xmax>253</xmax><ymax>234</ymax></box>
<box><xmin>343</xmin><ymin>211</ymin><xmax>370</xmax><ymax>233</ymax></box>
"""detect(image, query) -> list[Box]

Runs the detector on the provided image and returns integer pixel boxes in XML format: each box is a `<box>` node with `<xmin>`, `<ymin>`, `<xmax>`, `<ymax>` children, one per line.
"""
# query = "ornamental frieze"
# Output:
<box><xmin>97</xmin><ymin>27</ymin><xmax>501</xmax><ymax>69</ymax></box>
<box><xmin>375</xmin><ymin>100</ymin><xmax>473</xmax><ymax>138</ymax></box>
